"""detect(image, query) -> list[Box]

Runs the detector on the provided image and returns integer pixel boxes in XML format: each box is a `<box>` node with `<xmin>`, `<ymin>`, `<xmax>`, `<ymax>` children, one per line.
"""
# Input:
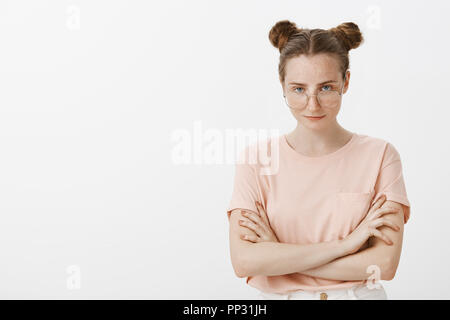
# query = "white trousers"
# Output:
<box><xmin>257</xmin><ymin>283</ymin><xmax>387</xmax><ymax>300</ymax></box>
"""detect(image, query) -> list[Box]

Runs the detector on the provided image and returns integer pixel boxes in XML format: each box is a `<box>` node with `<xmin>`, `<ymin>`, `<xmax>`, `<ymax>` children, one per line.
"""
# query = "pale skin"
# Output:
<box><xmin>228</xmin><ymin>53</ymin><xmax>405</xmax><ymax>281</ymax></box>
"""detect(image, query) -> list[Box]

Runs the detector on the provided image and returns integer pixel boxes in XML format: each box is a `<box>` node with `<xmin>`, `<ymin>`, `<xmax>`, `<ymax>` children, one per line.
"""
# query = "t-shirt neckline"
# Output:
<box><xmin>281</xmin><ymin>131</ymin><xmax>358</xmax><ymax>163</ymax></box>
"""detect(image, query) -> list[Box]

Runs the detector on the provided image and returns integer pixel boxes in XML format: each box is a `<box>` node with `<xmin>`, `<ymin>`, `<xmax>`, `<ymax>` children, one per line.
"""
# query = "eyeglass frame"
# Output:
<box><xmin>283</xmin><ymin>73</ymin><xmax>348</xmax><ymax>110</ymax></box>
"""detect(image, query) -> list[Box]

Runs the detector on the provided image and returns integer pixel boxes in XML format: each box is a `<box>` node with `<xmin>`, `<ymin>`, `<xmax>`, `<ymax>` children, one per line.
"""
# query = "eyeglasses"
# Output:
<box><xmin>283</xmin><ymin>81</ymin><xmax>346</xmax><ymax>110</ymax></box>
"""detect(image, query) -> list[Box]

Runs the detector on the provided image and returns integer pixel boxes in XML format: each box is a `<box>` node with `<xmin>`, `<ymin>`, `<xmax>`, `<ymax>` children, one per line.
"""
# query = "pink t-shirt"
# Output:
<box><xmin>226</xmin><ymin>132</ymin><xmax>411</xmax><ymax>294</ymax></box>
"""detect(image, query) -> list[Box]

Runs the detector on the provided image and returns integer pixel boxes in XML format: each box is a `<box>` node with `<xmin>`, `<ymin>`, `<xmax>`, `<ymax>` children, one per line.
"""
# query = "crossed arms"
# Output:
<box><xmin>228</xmin><ymin>200</ymin><xmax>405</xmax><ymax>281</ymax></box>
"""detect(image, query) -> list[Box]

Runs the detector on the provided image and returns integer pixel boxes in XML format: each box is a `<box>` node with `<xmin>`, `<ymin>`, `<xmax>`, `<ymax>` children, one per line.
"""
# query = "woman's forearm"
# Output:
<box><xmin>299</xmin><ymin>245</ymin><xmax>392</xmax><ymax>281</ymax></box>
<box><xmin>240</xmin><ymin>239</ymin><xmax>350</xmax><ymax>277</ymax></box>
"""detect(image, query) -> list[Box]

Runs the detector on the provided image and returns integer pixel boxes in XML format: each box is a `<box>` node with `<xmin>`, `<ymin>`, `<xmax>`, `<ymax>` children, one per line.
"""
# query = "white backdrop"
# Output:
<box><xmin>0</xmin><ymin>0</ymin><xmax>448</xmax><ymax>299</ymax></box>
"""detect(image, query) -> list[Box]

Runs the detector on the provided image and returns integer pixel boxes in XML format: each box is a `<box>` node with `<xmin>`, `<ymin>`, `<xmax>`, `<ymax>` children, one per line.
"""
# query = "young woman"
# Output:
<box><xmin>226</xmin><ymin>20</ymin><xmax>411</xmax><ymax>300</ymax></box>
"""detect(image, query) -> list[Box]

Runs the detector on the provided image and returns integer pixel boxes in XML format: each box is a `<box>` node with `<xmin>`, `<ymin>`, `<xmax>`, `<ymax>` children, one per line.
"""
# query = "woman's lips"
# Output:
<box><xmin>304</xmin><ymin>115</ymin><xmax>326</xmax><ymax>120</ymax></box>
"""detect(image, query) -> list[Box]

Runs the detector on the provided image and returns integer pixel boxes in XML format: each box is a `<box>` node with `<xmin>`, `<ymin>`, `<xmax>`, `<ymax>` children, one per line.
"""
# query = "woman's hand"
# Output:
<box><xmin>238</xmin><ymin>201</ymin><xmax>279</xmax><ymax>243</ymax></box>
<box><xmin>343</xmin><ymin>194</ymin><xmax>401</xmax><ymax>255</ymax></box>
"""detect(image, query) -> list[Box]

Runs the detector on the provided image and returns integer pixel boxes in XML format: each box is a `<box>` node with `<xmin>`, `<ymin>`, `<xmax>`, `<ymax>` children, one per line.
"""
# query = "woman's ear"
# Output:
<box><xmin>343</xmin><ymin>70</ymin><xmax>351</xmax><ymax>94</ymax></box>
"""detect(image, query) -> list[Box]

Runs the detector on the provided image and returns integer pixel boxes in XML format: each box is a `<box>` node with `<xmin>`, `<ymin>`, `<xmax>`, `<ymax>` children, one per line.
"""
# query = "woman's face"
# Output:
<box><xmin>281</xmin><ymin>53</ymin><xmax>350</xmax><ymax>131</ymax></box>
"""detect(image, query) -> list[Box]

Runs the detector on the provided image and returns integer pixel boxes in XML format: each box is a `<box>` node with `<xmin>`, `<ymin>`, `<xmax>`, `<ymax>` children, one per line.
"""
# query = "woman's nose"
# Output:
<box><xmin>306</xmin><ymin>94</ymin><xmax>321</xmax><ymax>110</ymax></box>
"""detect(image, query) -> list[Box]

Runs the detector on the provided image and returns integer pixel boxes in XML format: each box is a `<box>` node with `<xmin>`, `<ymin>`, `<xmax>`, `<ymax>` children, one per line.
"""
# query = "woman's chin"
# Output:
<box><xmin>300</xmin><ymin>118</ymin><xmax>329</xmax><ymax>129</ymax></box>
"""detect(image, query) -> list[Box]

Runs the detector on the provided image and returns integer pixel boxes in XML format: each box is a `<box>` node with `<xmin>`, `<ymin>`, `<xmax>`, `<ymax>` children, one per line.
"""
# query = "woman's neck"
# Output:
<box><xmin>287</xmin><ymin>124</ymin><xmax>353</xmax><ymax>157</ymax></box>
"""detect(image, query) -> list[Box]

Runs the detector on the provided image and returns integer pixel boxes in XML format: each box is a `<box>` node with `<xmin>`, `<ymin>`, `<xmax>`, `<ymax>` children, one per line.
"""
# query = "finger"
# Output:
<box><xmin>374</xmin><ymin>206</ymin><xmax>400</xmax><ymax>219</ymax></box>
<box><xmin>242</xmin><ymin>210</ymin><xmax>272</xmax><ymax>235</ymax></box>
<box><xmin>369</xmin><ymin>194</ymin><xmax>386</xmax><ymax>213</ymax></box>
<box><xmin>249</xmin><ymin>204</ymin><xmax>272</xmax><ymax>235</ymax></box>
<box><xmin>242</xmin><ymin>210</ymin><xmax>265</xmax><ymax>227</ymax></box>
<box><xmin>370</xmin><ymin>228</ymin><xmax>394</xmax><ymax>245</ymax></box>
<box><xmin>238</xmin><ymin>217</ymin><xmax>259</xmax><ymax>238</ymax></box>
<box><xmin>372</xmin><ymin>218</ymin><xmax>401</xmax><ymax>231</ymax></box>
<box><xmin>239</xmin><ymin>218</ymin><xmax>265</xmax><ymax>237</ymax></box>
<box><xmin>255</xmin><ymin>201</ymin><xmax>270</xmax><ymax>226</ymax></box>
<box><xmin>240</xmin><ymin>233</ymin><xmax>260</xmax><ymax>243</ymax></box>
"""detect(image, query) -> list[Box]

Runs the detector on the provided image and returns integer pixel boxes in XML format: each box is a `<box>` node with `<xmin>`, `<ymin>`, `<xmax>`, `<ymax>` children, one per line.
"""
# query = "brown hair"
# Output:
<box><xmin>268</xmin><ymin>20</ymin><xmax>364</xmax><ymax>83</ymax></box>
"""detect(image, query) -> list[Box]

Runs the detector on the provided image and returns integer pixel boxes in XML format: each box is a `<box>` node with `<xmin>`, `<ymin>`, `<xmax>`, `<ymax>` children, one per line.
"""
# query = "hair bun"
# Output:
<box><xmin>330</xmin><ymin>22</ymin><xmax>364</xmax><ymax>51</ymax></box>
<box><xmin>268</xmin><ymin>20</ymin><xmax>300</xmax><ymax>52</ymax></box>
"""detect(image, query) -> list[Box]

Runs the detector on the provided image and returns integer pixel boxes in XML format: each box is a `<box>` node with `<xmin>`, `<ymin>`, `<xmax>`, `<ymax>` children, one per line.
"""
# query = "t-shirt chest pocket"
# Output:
<box><xmin>327</xmin><ymin>191</ymin><xmax>374</xmax><ymax>240</ymax></box>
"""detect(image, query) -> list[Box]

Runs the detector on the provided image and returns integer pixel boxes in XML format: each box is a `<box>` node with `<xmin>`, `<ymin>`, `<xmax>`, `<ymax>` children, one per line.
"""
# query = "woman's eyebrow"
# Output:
<box><xmin>288</xmin><ymin>80</ymin><xmax>338</xmax><ymax>86</ymax></box>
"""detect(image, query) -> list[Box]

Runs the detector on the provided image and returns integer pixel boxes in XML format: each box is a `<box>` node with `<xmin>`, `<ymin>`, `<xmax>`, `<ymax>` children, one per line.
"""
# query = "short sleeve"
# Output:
<box><xmin>226</xmin><ymin>147</ymin><xmax>261</xmax><ymax>220</ymax></box>
<box><xmin>372</xmin><ymin>142</ymin><xmax>411</xmax><ymax>224</ymax></box>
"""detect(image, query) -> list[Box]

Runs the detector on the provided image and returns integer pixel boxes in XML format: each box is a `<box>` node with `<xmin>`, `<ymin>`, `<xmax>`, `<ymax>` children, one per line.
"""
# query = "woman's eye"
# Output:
<box><xmin>322</xmin><ymin>85</ymin><xmax>332</xmax><ymax>91</ymax></box>
<box><xmin>294</xmin><ymin>87</ymin><xmax>304</xmax><ymax>93</ymax></box>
